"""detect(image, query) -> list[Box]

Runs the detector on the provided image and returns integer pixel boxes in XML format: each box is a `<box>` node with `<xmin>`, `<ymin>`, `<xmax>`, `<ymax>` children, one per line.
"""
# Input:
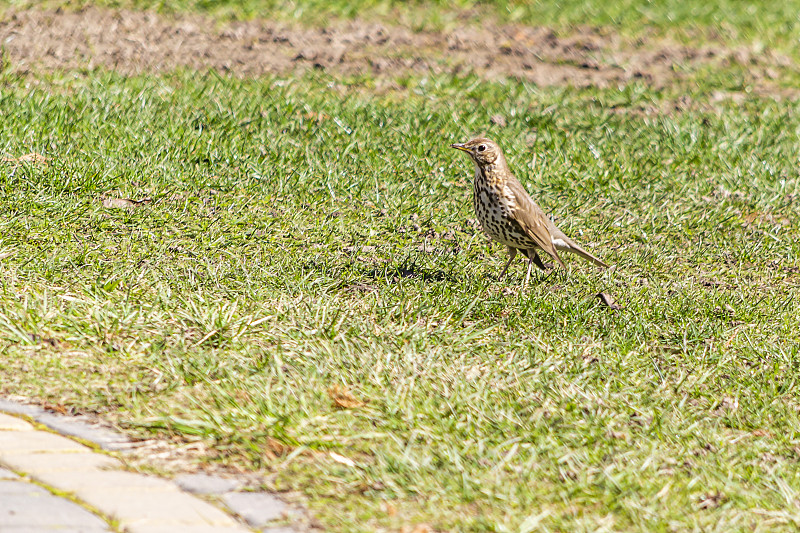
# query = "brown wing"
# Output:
<box><xmin>505</xmin><ymin>176</ymin><xmax>566</xmax><ymax>267</ymax></box>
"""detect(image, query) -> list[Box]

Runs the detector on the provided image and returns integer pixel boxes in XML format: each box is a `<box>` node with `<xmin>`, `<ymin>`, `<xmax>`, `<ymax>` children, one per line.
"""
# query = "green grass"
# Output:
<box><xmin>2</xmin><ymin>67</ymin><xmax>799</xmax><ymax>531</ymax></box>
<box><xmin>1</xmin><ymin>3</ymin><xmax>800</xmax><ymax>531</ymax></box>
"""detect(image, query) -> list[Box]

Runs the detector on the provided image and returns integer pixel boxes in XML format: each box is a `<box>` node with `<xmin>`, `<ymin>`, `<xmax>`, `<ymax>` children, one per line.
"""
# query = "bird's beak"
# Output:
<box><xmin>450</xmin><ymin>143</ymin><xmax>470</xmax><ymax>152</ymax></box>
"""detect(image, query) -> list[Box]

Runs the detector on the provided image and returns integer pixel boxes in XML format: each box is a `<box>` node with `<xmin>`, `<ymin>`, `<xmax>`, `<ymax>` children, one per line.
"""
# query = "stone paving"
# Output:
<box><xmin>1</xmin><ymin>466</ymin><xmax>112</xmax><ymax>532</ymax></box>
<box><xmin>0</xmin><ymin>401</ymin><xmax>302</xmax><ymax>533</ymax></box>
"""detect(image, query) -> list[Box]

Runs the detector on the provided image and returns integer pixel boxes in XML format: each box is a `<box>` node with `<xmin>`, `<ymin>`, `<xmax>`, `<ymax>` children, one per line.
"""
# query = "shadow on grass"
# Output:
<box><xmin>364</xmin><ymin>261</ymin><xmax>458</xmax><ymax>284</ymax></box>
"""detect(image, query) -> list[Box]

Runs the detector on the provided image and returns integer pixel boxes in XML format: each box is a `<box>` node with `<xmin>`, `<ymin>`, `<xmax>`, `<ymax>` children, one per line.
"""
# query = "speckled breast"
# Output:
<box><xmin>472</xmin><ymin>182</ymin><xmax>538</xmax><ymax>250</ymax></box>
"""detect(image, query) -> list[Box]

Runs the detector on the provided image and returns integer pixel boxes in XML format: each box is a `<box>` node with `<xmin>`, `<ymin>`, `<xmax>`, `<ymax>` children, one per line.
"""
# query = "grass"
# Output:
<box><xmin>1</xmin><ymin>2</ymin><xmax>800</xmax><ymax>532</ymax></box>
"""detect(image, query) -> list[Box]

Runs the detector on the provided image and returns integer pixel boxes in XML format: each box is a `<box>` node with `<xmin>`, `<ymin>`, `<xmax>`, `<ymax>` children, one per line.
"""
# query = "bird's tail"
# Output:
<box><xmin>551</xmin><ymin>229</ymin><xmax>609</xmax><ymax>268</ymax></box>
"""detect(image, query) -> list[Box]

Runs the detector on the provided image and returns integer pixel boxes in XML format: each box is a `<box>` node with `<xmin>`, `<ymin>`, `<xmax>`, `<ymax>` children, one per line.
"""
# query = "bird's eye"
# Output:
<box><xmin>478</xmin><ymin>145</ymin><xmax>486</xmax><ymax>152</ymax></box>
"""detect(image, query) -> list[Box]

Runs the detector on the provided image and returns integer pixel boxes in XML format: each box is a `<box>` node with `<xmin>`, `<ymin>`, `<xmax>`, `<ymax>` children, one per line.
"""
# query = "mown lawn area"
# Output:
<box><xmin>1</xmin><ymin>1</ymin><xmax>799</xmax><ymax>531</ymax></box>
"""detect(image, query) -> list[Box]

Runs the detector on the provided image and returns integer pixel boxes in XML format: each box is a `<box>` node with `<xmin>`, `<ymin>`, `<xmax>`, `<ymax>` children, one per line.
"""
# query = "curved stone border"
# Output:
<box><xmin>0</xmin><ymin>399</ymin><xmax>302</xmax><ymax>533</ymax></box>
<box><xmin>1</xmin><ymin>464</ymin><xmax>113</xmax><ymax>532</ymax></box>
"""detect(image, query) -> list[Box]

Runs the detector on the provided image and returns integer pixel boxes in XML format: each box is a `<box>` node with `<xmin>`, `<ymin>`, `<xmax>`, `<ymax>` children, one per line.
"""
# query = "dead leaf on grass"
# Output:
<box><xmin>343</xmin><ymin>245</ymin><xmax>376</xmax><ymax>253</ymax></box>
<box><xmin>2</xmin><ymin>152</ymin><xmax>49</xmax><ymax>165</ymax></box>
<box><xmin>402</xmin><ymin>525</ymin><xmax>434</xmax><ymax>533</ymax></box>
<box><xmin>717</xmin><ymin>396</ymin><xmax>739</xmax><ymax>413</ymax></box>
<box><xmin>329</xmin><ymin>451</ymin><xmax>356</xmax><ymax>467</ymax></box>
<box><xmin>102</xmin><ymin>197</ymin><xmax>152</xmax><ymax>209</ymax></box>
<box><xmin>41</xmin><ymin>401</ymin><xmax>69</xmax><ymax>415</ymax></box>
<box><xmin>464</xmin><ymin>365</ymin><xmax>483</xmax><ymax>381</ymax></box>
<box><xmin>328</xmin><ymin>384</ymin><xmax>366</xmax><ymax>409</ymax></box>
<box><xmin>743</xmin><ymin>212</ymin><xmax>790</xmax><ymax>227</ymax></box>
<box><xmin>27</xmin><ymin>333</ymin><xmax>59</xmax><ymax>347</ymax></box>
<box><xmin>262</xmin><ymin>437</ymin><xmax>291</xmax><ymax>460</ymax></box>
<box><xmin>303</xmin><ymin>111</ymin><xmax>329</xmax><ymax>122</ymax></box>
<box><xmin>490</xmin><ymin>114</ymin><xmax>507</xmax><ymax>127</ymax></box>
<box><xmin>701</xmin><ymin>279</ymin><xmax>735</xmax><ymax>290</ymax></box>
<box><xmin>697</xmin><ymin>490</ymin><xmax>726</xmax><ymax>509</ymax></box>
<box><xmin>596</xmin><ymin>292</ymin><xmax>623</xmax><ymax>310</ymax></box>
<box><xmin>581</xmin><ymin>344</ymin><xmax>599</xmax><ymax>364</ymax></box>
<box><xmin>344</xmin><ymin>282</ymin><xmax>378</xmax><ymax>293</ymax></box>
<box><xmin>607</xmin><ymin>430</ymin><xmax>630</xmax><ymax>442</ymax></box>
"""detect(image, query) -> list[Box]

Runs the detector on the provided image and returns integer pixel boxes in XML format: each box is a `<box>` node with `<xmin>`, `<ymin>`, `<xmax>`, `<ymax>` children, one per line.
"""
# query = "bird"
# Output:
<box><xmin>450</xmin><ymin>136</ymin><xmax>608</xmax><ymax>288</ymax></box>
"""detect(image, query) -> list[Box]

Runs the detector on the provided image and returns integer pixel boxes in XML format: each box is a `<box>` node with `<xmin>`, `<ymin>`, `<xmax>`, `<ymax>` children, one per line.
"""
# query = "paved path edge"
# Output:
<box><xmin>0</xmin><ymin>397</ymin><xmax>304</xmax><ymax>533</ymax></box>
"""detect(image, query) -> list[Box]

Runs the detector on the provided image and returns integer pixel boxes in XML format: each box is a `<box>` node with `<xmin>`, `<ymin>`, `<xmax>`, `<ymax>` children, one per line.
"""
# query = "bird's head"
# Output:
<box><xmin>450</xmin><ymin>137</ymin><xmax>503</xmax><ymax>167</ymax></box>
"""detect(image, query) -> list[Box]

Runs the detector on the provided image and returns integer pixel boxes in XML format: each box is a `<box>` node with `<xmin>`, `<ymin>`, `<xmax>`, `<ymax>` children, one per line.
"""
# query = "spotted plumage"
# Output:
<box><xmin>450</xmin><ymin>137</ymin><xmax>608</xmax><ymax>288</ymax></box>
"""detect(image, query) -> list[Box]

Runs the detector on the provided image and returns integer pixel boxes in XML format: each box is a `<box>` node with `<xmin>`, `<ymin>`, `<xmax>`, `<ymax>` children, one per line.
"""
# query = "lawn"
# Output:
<box><xmin>1</xmin><ymin>2</ymin><xmax>799</xmax><ymax>532</ymax></box>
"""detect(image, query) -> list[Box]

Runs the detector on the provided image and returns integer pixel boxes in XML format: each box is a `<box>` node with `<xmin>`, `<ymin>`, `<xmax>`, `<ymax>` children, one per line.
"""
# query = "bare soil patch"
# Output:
<box><xmin>0</xmin><ymin>7</ymin><xmax>794</xmax><ymax>89</ymax></box>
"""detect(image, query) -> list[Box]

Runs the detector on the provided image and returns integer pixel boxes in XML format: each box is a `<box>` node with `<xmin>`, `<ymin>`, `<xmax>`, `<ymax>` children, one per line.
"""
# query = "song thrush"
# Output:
<box><xmin>451</xmin><ymin>137</ymin><xmax>608</xmax><ymax>288</ymax></box>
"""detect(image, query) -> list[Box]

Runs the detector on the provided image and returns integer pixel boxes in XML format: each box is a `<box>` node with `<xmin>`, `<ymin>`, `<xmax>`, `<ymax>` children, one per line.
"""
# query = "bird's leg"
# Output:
<box><xmin>528</xmin><ymin>249</ymin><xmax>550</xmax><ymax>271</ymax></box>
<box><xmin>521</xmin><ymin>250</ymin><xmax>552</xmax><ymax>291</ymax></box>
<box><xmin>498</xmin><ymin>247</ymin><xmax>517</xmax><ymax>280</ymax></box>
<box><xmin>522</xmin><ymin>254</ymin><xmax>534</xmax><ymax>291</ymax></box>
